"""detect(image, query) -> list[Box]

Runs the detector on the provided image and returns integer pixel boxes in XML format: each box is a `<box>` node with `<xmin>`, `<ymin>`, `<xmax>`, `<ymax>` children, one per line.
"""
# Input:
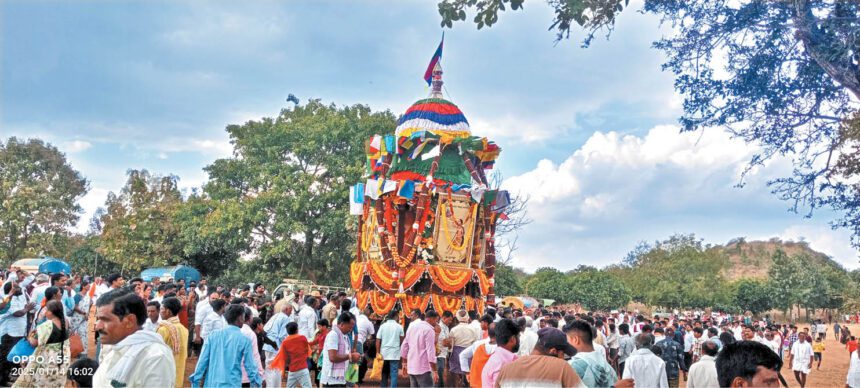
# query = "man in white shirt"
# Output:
<box><xmin>848</xmin><ymin>347</ymin><xmax>860</xmax><ymax>388</ymax></box>
<box><xmin>92</xmin><ymin>288</ymin><xmax>175</xmax><ymax>387</ymax></box>
<box><xmin>622</xmin><ymin>333</ymin><xmax>668</xmax><ymax>388</ymax></box>
<box><xmin>142</xmin><ymin>301</ymin><xmax>161</xmax><ymax>332</ymax></box>
<box><xmin>198</xmin><ymin>299</ymin><xmax>228</xmax><ymax>345</ymax></box>
<box><xmin>517</xmin><ymin>317</ymin><xmax>538</xmax><ymax>356</ymax></box>
<box><xmin>297</xmin><ymin>296</ymin><xmax>318</xmax><ymax>341</ymax></box>
<box><xmin>355</xmin><ymin>307</ymin><xmax>376</xmax><ymax>384</ymax></box>
<box><xmin>686</xmin><ymin>340</ymin><xmax>718</xmax><ymax>388</ymax></box>
<box><xmin>469</xmin><ymin>311</ymin><xmax>483</xmax><ymax>340</ymax></box>
<box><xmin>376</xmin><ymin>311</ymin><xmax>405</xmax><ymax>388</ymax></box>
<box><xmin>192</xmin><ymin>290</ymin><xmax>220</xmax><ymax>352</ymax></box>
<box><xmin>0</xmin><ymin>281</ymin><xmax>34</xmax><ymax>386</ymax></box>
<box><xmin>194</xmin><ymin>279</ymin><xmax>208</xmax><ymax>300</ymax></box>
<box><xmin>262</xmin><ymin>299</ymin><xmax>294</xmax><ymax>387</ymax></box>
<box><xmin>240</xmin><ymin>307</ymin><xmax>264</xmax><ymax>387</ymax></box>
<box><xmin>789</xmin><ymin>332</ymin><xmax>814</xmax><ymax>388</ymax></box>
<box><xmin>28</xmin><ymin>274</ymin><xmax>50</xmax><ymax>307</ymax></box>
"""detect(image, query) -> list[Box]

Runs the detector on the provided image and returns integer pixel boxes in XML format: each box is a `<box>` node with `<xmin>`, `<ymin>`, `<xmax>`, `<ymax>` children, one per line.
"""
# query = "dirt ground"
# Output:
<box><xmin>85</xmin><ymin>319</ymin><xmax>858</xmax><ymax>387</ymax></box>
<box><xmin>790</xmin><ymin>323</ymin><xmax>854</xmax><ymax>388</ymax></box>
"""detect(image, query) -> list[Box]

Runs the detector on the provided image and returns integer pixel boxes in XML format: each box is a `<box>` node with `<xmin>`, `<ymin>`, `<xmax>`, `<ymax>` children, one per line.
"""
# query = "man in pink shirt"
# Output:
<box><xmin>401</xmin><ymin>309</ymin><xmax>439</xmax><ymax>387</ymax></box>
<box><xmin>482</xmin><ymin>318</ymin><xmax>519</xmax><ymax>388</ymax></box>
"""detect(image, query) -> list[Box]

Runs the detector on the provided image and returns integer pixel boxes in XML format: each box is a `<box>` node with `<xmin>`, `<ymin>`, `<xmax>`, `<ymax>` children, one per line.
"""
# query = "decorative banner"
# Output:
<box><xmin>432</xmin><ymin>294</ymin><xmax>463</xmax><ymax>314</ymax></box>
<box><xmin>361</xmin><ymin>209</ymin><xmax>382</xmax><ymax>261</ymax></box>
<box><xmin>433</xmin><ymin>193</ymin><xmax>477</xmax><ymax>267</ymax></box>
<box><xmin>367</xmin><ymin>260</ymin><xmax>396</xmax><ymax>290</ymax></box>
<box><xmin>370</xmin><ymin>291</ymin><xmax>397</xmax><ymax>315</ymax></box>
<box><xmin>403</xmin><ymin>294</ymin><xmax>431</xmax><ymax>312</ymax></box>
<box><xmin>476</xmin><ymin>269</ymin><xmax>490</xmax><ymax>296</ymax></box>
<box><xmin>356</xmin><ymin>290</ymin><xmax>371</xmax><ymax>310</ymax></box>
<box><xmin>401</xmin><ymin>264</ymin><xmax>427</xmax><ymax>291</ymax></box>
<box><xmin>350</xmin><ymin>261</ymin><xmax>365</xmax><ymax>290</ymax></box>
<box><xmin>428</xmin><ymin>265</ymin><xmax>473</xmax><ymax>293</ymax></box>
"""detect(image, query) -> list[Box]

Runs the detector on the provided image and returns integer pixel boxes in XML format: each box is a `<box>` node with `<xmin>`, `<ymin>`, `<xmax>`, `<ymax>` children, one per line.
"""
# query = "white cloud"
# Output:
<box><xmin>501</xmin><ymin>125</ymin><xmax>858</xmax><ymax>270</ymax></box>
<box><xmin>775</xmin><ymin>225</ymin><xmax>858</xmax><ymax>268</ymax></box>
<box><xmin>64</xmin><ymin>140</ymin><xmax>92</xmax><ymax>153</ymax></box>
<box><xmin>153</xmin><ymin>136</ymin><xmax>233</xmax><ymax>159</ymax></box>
<box><xmin>73</xmin><ymin>187</ymin><xmax>110</xmax><ymax>233</ymax></box>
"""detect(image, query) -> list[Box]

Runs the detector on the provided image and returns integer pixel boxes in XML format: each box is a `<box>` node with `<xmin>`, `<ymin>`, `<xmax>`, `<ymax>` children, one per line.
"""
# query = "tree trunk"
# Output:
<box><xmin>793</xmin><ymin>0</ymin><xmax>860</xmax><ymax>100</ymax></box>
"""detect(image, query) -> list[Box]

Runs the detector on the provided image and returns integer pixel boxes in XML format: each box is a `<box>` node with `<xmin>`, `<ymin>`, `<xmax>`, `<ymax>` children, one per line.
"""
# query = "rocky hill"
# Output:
<box><xmin>714</xmin><ymin>237</ymin><xmax>846</xmax><ymax>280</ymax></box>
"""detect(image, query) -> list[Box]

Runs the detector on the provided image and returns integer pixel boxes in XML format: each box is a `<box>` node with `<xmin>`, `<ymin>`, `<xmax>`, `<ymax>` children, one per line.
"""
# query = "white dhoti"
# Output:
<box><xmin>264</xmin><ymin>350</ymin><xmax>282</xmax><ymax>387</ymax></box>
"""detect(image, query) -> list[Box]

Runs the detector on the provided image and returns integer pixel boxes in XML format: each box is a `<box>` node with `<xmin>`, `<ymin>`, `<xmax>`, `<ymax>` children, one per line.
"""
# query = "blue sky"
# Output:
<box><xmin>2</xmin><ymin>0</ymin><xmax>857</xmax><ymax>270</ymax></box>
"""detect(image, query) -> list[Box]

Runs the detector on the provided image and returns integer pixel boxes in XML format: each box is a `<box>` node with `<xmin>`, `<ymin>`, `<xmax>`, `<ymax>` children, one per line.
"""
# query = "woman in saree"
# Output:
<box><xmin>70</xmin><ymin>280</ymin><xmax>92</xmax><ymax>357</ymax></box>
<box><xmin>13</xmin><ymin>300</ymin><xmax>71</xmax><ymax>387</ymax></box>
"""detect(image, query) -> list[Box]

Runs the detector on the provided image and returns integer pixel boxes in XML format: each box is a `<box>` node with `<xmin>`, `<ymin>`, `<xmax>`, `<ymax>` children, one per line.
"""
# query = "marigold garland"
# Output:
<box><xmin>427</xmin><ymin>266</ymin><xmax>473</xmax><ymax>293</ymax></box>
<box><xmin>403</xmin><ymin>294</ymin><xmax>431</xmax><ymax>312</ymax></box>
<box><xmin>370</xmin><ymin>291</ymin><xmax>397</xmax><ymax>315</ymax></box>
<box><xmin>356</xmin><ymin>290</ymin><xmax>370</xmax><ymax>310</ymax></box>
<box><xmin>464</xmin><ymin>296</ymin><xmax>475</xmax><ymax>312</ymax></box>
<box><xmin>350</xmin><ymin>261</ymin><xmax>365</xmax><ymax>290</ymax></box>
<box><xmin>367</xmin><ymin>259</ymin><xmax>396</xmax><ymax>289</ymax></box>
<box><xmin>432</xmin><ymin>294</ymin><xmax>463</xmax><ymax>313</ymax></box>
<box><xmin>401</xmin><ymin>264</ymin><xmax>426</xmax><ymax>290</ymax></box>
<box><xmin>476</xmin><ymin>269</ymin><xmax>490</xmax><ymax>296</ymax></box>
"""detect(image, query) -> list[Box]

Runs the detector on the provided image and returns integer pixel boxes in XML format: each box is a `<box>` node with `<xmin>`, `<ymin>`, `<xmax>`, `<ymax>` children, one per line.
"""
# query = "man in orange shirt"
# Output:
<box><xmin>268</xmin><ymin>322</ymin><xmax>312</xmax><ymax>388</ymax></box>
<box><xmin>848</xmin><ymin>336</ymin><xmax>858</xmax><ymax>359</ymax></box>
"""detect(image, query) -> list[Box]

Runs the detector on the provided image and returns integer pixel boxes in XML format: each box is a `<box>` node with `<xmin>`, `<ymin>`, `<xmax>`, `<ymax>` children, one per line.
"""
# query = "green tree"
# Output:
<box><xmin>525</xmin><ymin>267</ymin><xmax>575</xmax><ymax>304</ymax></box>
<box><xmin>98</xmin><ymin>170</ymin><xmax>183</xmax><ymax>274</ymax></box>
<box><xmin>731</xmin><ymin>278</ymin><xmax>774</xmax><ymax>315</ymax></box>
<box><xmin>203</xmin><ymin>100</ymin><xmax>397</xmax><ymax>284</ymax></box>
<box><xmin>64</xmin><ymin>234</ymin><xmax>121</xmax><ymax>276</ymax></box>
<box><xmin>610</xmin><ymin>234</ymin><xmax>728</xmax><ymax>309</ymax></box>
<box><xmin>767</xmin><ymin>249</ymin><xmax>810</xmax><ymax>319</ymax></box>
<box><xmin>439</xmin><ymin>0</ymin><xmax>860</xmax><ymax>248</ymax></box>
<box><xmin>494</xmin><ymin>263</ymin><xmax>523</xmax><ymax>297</ymax></box>
<box><xmin>569</xmin><ymin>269</ymin><xmax>629</xmax><ymax>311</ymax></box>
<box><xmin>173</xmin><ymin>194</ymin><xmax>249</xmax><ymax>278</ymax></box>
<box><xmin>0</xmin><ymin>137</ymin><xmax>88</xmax><ymax>263</ymax></box>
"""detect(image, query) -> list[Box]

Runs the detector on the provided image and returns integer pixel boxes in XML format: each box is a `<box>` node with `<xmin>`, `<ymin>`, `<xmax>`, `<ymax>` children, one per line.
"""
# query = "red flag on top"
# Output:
<box><xmin>423</xmin><ymin>33</ymin><xmax>444</xmax><ymax>86</ymax></box>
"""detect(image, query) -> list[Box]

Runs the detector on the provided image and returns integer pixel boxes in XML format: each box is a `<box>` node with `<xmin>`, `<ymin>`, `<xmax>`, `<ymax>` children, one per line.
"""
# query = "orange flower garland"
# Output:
<box><xmin>428</xmin><ymin>266</ymin><xmax>473</xmax><ymax>293</ymax></box>
<box><xmin>367</xmin><ymin>260</ymin><xmax>396</xmax><ymax>290</ymax></box>
<box><xmin>400</xmin><ymin>263</ymin><xmax>426</xmax><ymax>290</ymax></box>
<box><xmin>476</xmin><ymin>269</ymin><xmax>490</xmax><ymax>295</ymax></box>
<box><xmin>356</xmin><ymin>290</ymin><xmax>371</xmax><ymax>310</ymax></box>
<box><xmin>350</xmin><ymin>261</ymin><xmax>365</xmax><ymax>290</ymax></box>
<box><xmin>370</xmin><ymin>291</ymin><xmax>397</xmax><ymax>315</ymax></box>
<box><xmin>403</xmin><ymin>294</ymin><xmax>431</xmax><ymax>312</ymax></box>
<box><xmin>464</xmin><ymin>296</ymin><xmax>475</xmax><ymax>312</ymax></box>
<box><xmin>432</xmin><ymin>294</ymin><xmax>463</xmax><ymax>313</ymax></box>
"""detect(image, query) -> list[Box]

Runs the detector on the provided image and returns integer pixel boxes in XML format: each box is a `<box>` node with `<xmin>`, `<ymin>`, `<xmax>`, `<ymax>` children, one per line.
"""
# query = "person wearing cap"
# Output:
<box><xmin>495</xmin><ymin>327</ymin><xmax>584</xmax><ymax>388</ymax></box>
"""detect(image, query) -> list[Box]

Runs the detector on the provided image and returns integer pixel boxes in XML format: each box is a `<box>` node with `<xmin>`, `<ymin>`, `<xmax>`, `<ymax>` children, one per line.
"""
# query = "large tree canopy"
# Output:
<box><xmin>203</xmin><ymin>100</ymin><xmax>397</xmax><ymax>284</ymax></box>
<box><xmin>439</xmin><ymin>0</ymin><xmax>860</xmax><ymax>249</ymax></box>
<box><xmin>98</xmin><ymin>169</ymin><xmax>183</xmax><ymax>273</ymax></box>
<box><xmin>0</xmin><ymin>137</ymin><xmax>88</xmax><ymax>262</ymax></box>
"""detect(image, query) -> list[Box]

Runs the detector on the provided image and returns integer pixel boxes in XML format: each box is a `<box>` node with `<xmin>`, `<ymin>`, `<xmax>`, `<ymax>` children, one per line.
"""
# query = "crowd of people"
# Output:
<box><xmin>0</xmin><ymin>265</ymin><xmax>857</xmax><ymax>387</ymax></box>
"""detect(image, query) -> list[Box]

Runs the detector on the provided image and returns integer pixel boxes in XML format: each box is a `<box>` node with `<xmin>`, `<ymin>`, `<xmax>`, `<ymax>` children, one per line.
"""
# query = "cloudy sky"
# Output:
<box><xmin>2</xmin><ymin>0</ymin><xmax>857</xmax><ymax>270</ymax></box>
